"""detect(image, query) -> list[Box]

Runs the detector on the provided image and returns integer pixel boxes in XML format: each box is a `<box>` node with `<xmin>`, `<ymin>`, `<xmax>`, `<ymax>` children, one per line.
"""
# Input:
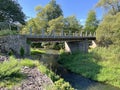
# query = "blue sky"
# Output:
<box><xmin>18</xmin><ymin>0</ymin><xmax>103</xmax><ymax>25</ymax></box>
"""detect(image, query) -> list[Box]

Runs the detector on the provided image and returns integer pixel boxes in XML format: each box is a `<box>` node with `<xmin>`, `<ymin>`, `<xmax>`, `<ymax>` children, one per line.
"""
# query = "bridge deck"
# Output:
<box><xmin>26</xmin><ymin>35</ymin><xmax>96</xmax><ymax>42</ymax></box>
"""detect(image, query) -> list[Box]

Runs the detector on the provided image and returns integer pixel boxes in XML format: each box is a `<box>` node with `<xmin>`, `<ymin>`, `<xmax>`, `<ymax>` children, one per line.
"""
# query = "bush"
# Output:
<box><xmin>20</xmin><ymin>47</ymin><xmax>24</xmax><ymax>57</ymax></box>
<box><xmin>8</xmin><ymin>50</ymin><xmax>14</xmax><ymax>56</ymax></box>
<box><xmin>38</xmin><ymin>63</ymin><xmax>74</xmax><ymax>90</ymax></box>
<box><xmin>54</xmin><ymin>79</ymin><xmax>74</xmax><ymax>90</ymax></box>
<box><xmin>0</xmin><ymin>57</ymin><xmax>38</xmax><ymax>88</ymax></box>
<box><xmin>0</xmin><ymin>58</ymin><xmax>21</xmax><ymax>79</ymax></box>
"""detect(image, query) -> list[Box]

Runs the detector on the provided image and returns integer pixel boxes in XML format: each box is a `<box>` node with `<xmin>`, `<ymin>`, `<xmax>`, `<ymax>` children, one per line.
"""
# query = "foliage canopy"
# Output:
<box><xmin>0</xmin><ymin>0</ymin><xmax>25</xmax><ymax>24</ymax></box>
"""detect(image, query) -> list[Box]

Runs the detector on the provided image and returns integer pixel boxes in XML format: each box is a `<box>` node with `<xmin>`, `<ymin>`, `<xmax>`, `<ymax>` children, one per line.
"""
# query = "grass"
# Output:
<box><xmin>0</xmin><ymin>56</ymin><xmax>74</xmax><ymax>90</ymax></box>
<box><xmin>58</xmin><ymin>46</ymin><xmax>120</xmax><ymax>88</ymax></box>
<box><xmin>38</xmin><ymin>61</ymin><xmax>74</xmax><ymax>90</ymax></box>
<box><xmin>0</xmin><ymin>57</ymin><xmax>26</xmax><ymax>89</ymax></box>
<box><xmin>0</xmin><ymin>29</ymin><xmax>18</xmax><ymax>36</ymax></box>
<box><xmin>31</xmin><ymin>48</ymin><xmax>46</xmax><ymax>55</ymax></box>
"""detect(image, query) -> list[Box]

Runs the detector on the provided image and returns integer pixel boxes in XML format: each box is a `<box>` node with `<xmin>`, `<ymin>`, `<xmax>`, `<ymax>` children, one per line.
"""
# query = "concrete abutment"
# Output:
<box><xmin>65</xmin><ymin>40</ymin><xmax>89</xmax><ymax>53</ymax></box>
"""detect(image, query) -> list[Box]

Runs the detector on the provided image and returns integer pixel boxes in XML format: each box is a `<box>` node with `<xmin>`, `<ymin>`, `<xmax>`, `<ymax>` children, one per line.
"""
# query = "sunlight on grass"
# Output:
<box><xmin>0</xmin><ymin>56</ymin><xmax>74</xmax><ymax>90</ymax></box>
<box><xmin>0</xmin><ymin>57</ymin><xmax>26</xmax><ymax>89</ymax></box>
<box><xmin>31</xmin><ymin>48</ymin><xmax>46</xmax><ymax>55</ymax></box>
<box><xmin>58</xmin><ymin>46</ymin><xmax>120</xmax><ymax>88</ymax></box>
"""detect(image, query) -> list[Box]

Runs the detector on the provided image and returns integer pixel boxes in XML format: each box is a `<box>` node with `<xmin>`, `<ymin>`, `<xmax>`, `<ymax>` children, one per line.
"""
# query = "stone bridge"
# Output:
<box><xmin>0</xmin><ymin>31</ymin><xmax>96</xmax><ymax>55</ymax></box>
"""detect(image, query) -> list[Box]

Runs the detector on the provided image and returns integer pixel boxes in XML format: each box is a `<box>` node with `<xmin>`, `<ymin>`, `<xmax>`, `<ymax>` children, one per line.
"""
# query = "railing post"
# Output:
<box><xmin>85</xmin><ymin>31</ymin><xmax>88</xmax><ymax>37</ymax></box>
<box><xmin>61</xmin><ymin>30</ymin><xmax>63</xmax><ymax>36</ymax></box>
<box><xmin>52</xmin><ymin>30</ymin><xmax>55</xmax><ymax>38</ymax></box>
<box><xmin>29</xmin><ymin>27</ymin><xmax>32</xmax><ymax>35</ymax></box>
<box><xmin>74</xmin><ymin>32</ymin><xmax>76</xmax><ymax>36</ymax></box>
<box><xmin>89</xmin><ymin>32</ymin><xmax>92</xmax><ymax>37</ymax></box>
<box><xmin>80</xmin><ymin>31</ymin><xmax>82</xmax><ymax>37</ymax></box>
<box><xmin>53</xmin><ymin>30</ymin><xmax>56</xmax><ymax>38</ymax></box>
<box><xmin>93</xmin><ymin>32</ymin><xmax>96</xmax><ymax>37</ymax></box>
<box><xmin>73</xmin><ymin>33</ymin><xmax>74</xmax><ymax>37</ymax></box>
<box><xmin>42</xmin><ymin>29</ymin><xmax>44</xmax><ymax>38</ymax></box>
<box><xmin>64</xmin><ymin>33</ymin><xmax>66</xmax><ymax>37</ymax></box>
<box><xmin>69</xmin><ymin>31</ymin><xmax>71</xmax><ymax>37</ymax></box>
<box><xmin>75</xmin><ymin>32</ymin><xmax>78</xmax><ymax>37</ymax></box>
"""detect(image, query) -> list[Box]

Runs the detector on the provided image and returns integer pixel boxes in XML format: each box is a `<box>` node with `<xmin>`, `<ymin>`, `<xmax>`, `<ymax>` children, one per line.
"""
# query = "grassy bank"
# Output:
<box><xmin>0</xmin><ymin>30</ymin><xmax>18</xmax><ymax>36</ymax></box>
<box><xmin>58</xmin><ymin>46</ymin><xmax>120</xmax><ymax>88</ymax></box>
<box><xmin>0</xmin><ymin>56</ymin><xmax>74</xmax><ymax>90</ymax></box>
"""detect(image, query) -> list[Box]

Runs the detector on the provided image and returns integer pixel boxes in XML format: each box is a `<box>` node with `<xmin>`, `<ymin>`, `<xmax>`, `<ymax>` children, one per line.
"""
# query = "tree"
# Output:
<box><xmin>35</xmin><ymin>0</ymin><xmax>63</xmax><ymax>21</ymax></box>
<box><xmin>0</xmin><ymin>0</ymin><xmax>25</xmax><ymax>24</ymax></box>
<box><xmin>96</xmin><ymin>12</ymin><xmax>120</xmax><ymax>47</ymax></box>
<box><xmin>96</xmin><ymin>0</ymin><xmax>120</xmax><ymax>15</ymax></box>
<box><xmin>47</xmin><ymin>16</ymin><xmax>64</xmax><ymax>33</ymax></box>
<box><xmin>84</xmin><ymin>10</ymin><xmax>99</xmax><ymax>33</ymax></box>
<box><xmin>96</xmin><ymin>0</ymin><xmax>120</xmax><ymax>47</ymax></box>
<box><xmin>21</xmin><ymin>0</ymin><xmax>63</xmax><ymax>34</ymax></box>
<box><xmin>33</xmin><ymin>0</ymin><xmax>63</xmax><ymax>32</ymax></box>
<box><xmin>64</xmin><ymin>15</ymin><xmax>82</xmax><ymax>33</ymax></box>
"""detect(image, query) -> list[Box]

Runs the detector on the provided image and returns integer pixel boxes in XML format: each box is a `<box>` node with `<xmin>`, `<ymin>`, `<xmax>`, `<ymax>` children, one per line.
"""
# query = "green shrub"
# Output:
<box><xmin>0</xmin><ymin>57</ymin><xmax>39</xmax><ymax>88</ymax></box>
<box><xmin>20</xmin><ymin>47</ymin><xmax>24</xmax><ymax>57</ymax></box>
<box><xmin>8</xmin><ymin>50</ymin><xmax>13</xmax><ymax>56</ymax></box>
<box><xmin>54</xmin><ymin>79</ymin><xmax>74</xmax><ymax>90</ymax></box>
<box><xmin>59</xmin><ymin>48</ymin><xmax>65</xmax><ymax>54</ymax></box>
<box><xmin>38</xmin><ymin>63</ymin><xmax>74</xmax><ymax>90</ymax></box>
<box><xmin>0</xmin><ymin>58</ymin><xmax>21</xmax><ymax>79</ymax></box>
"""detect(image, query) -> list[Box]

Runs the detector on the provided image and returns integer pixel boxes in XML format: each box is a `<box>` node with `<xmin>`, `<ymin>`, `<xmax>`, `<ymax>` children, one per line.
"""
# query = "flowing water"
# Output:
<box><xmin>33</xmin><ymin>49</ymin><xmax>120</xmax><ymax>90</ymax></box>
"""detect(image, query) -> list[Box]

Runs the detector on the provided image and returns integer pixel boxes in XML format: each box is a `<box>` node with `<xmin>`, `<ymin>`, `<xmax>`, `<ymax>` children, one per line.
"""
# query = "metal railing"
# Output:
<box><xmin>28</xmin><ymin>29</ymin><xmax>96</xmax><ymax>38</ymax></box>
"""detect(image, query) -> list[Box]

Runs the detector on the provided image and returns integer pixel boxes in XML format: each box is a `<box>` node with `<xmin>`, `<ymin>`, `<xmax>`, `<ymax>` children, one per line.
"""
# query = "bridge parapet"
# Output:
<box><xmin>28</xmin><ymin>29</ymin><xmax>96</xmax><ymax>39</ymax></box>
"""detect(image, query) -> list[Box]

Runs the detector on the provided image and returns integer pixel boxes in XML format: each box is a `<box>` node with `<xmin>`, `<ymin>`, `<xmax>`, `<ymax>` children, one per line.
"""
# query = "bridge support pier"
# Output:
<box><xmin>65</xmin><ymin>40</ymin><xmax>89</xmax><ymax>53</ymax></box>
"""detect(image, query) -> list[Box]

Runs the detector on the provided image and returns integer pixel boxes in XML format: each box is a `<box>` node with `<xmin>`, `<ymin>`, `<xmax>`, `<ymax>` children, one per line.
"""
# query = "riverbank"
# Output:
<box><xmin>0</xmin><ymin>56</ymin><xmax>74</xmax><ymax>90</ymax></box>
<box><xmin>58</xmin><ymin>46</ymin><xmax>120</xmax><ymax>88</ymax></box>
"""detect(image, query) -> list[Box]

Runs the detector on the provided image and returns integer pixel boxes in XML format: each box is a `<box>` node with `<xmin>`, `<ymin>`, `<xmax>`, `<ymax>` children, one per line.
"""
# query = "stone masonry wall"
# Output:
<box><xmin>0</xmin><ymin>35</ymin><xmax>30</xmax><ymax>55</ymax></box>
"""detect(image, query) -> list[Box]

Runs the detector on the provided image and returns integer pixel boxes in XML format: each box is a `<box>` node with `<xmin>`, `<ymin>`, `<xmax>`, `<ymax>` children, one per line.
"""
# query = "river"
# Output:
<box><xmin>32</xmin><ymin>49</ymin><xmax>120</xmax><ymax>90</ymax></box>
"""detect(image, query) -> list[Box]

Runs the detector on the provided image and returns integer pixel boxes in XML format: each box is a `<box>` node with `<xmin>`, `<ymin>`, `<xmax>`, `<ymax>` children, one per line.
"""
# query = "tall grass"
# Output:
<box><xmin>38</xmin><ymin>62</ymin><xmax>74</xmax><ymax>90</ymax></box>
<box><xmin>58</xmin><ymin>46</ymin><xmax>120</xmax><ymax>88</ymax></box>
<box><xmin>0</xmin><ymin>57</ymin><xmax>26</xmax><ymax>88</ymax></box>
